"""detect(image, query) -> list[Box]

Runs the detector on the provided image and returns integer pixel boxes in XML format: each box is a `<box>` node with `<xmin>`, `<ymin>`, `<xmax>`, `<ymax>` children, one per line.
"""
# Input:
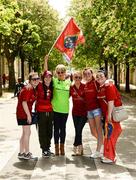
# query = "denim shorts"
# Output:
<box><xmin>87</xmin><ymin>108</ymin><xmax>102</xmax><ymax>120</ymax></box>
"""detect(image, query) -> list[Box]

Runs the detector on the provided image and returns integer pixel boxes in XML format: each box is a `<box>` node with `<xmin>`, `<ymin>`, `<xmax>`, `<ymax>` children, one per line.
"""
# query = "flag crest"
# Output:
<box><xmin>64</xmin><ymin>35</ymin><xmax>78</xmax><ymax>49</ymax></box>
<box><xmin>54</xmin><ymin>17</ymin><xmax>85</xmax><ymax>62</ymax></box>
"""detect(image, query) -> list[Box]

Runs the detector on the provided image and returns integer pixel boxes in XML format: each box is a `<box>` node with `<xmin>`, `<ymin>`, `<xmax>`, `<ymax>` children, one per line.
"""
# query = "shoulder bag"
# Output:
<box><xmin>103</xmin><ymin>99</ymin><xmax>128</xmax><ymax>122</ymax></box>
<box><xmin>112</xmin><ymin>106</ymin><xmax>128</xmax><ymax>122</ymax></box>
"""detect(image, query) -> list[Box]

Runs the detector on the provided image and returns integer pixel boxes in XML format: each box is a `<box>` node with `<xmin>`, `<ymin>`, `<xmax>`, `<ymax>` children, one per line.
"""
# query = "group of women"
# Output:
<box><xmin>16</xmin><ymin>56</ymin><xmax>122</xmax><ymax>164</ymax></box>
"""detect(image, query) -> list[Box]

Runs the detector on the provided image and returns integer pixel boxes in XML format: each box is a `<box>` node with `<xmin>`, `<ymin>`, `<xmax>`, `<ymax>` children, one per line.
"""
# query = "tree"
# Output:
<box><xmin>0</xmin><ymin>0</ymin><xmax>15</xmax><ymax>94</ymax></box>
<box><xmin>68</xmin><ymin>0</ymin><xmax>136</xmax><ymax>91</ymax></box>
<box><xmin>1</xmin><ymin>0</ymin><xmax>61</xmax><ymax>90</ymax></box>
<box><xmin>17</xmin><ymin>0</ymin><xmax>63</xmax><ymax>71</ymax></box>
<box><xmin>3</xmin><ymin>13</ymin><xmax>41</xmax><ymax>89</ymax></box>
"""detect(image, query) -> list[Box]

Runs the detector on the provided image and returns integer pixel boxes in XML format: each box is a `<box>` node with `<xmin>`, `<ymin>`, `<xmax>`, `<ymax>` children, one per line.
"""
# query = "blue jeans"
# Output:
<box><xmin>72</xmin><ymin>115</ymin><xmax>87</xmax><ymax>146</ymax></box>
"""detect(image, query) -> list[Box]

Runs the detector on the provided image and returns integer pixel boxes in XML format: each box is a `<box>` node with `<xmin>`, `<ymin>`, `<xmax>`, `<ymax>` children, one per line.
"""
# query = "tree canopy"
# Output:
<box><xmin>68</xmin><ymin>0</ymin><xmax>136</xmax><ymax>69</ymax></box>
<box><xmin>0</xmin><ymin>0</ymin><xmax>63</xmax><ymax>90</ymax></box>
<box><xmin>0</xmin><ymin>0</ymin><xmax>135</xmax><ymax>93</ymax></box>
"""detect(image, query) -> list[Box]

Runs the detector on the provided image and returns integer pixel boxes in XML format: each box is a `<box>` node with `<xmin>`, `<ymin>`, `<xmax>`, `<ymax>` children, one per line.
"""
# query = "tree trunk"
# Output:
<box><xmin>21</xmin><ymin>58</ymin><xmax>24</xmax><ymax>82</ymax></box>
<box><xmin>118</xmin><ymin>63</ymin><xmax>120</xmax><ymax>90</ymax></box>
<box><xmin>125</xmin><ymin>61</ymin><xmax>130</xmax><ymax>92</ymax></box>
<box><xmin>29</xmin><ymin>63</ymin><xmax>31</xmax><ymax>73</ymax></box>
<box><xmin>99</xmin><ymin>48</ymin><xmax>103</xmax><ymax>68</ymax></box>
<box><xmin>113</xmin><ymin>58</ymin><xmax>118</xmax><ymax>88</ymax></box>
<box><xmin>104</xmin><ymin>58</ymin><xmax>108</xmax><ymax>75</ymax></box>
<box><xmin>19</xmin><ymin>49</ymin><xmax>25</xmax><ymax>82</ymax></box>
<box><xmin>7</xmin><ymin>57</ymin><xmax>16</xmax><ymax>90</ymax></box>
<box><xmin>0</xmin><ymin>34</ymin><xmax>2</xmax><ymax>96</ymax></box>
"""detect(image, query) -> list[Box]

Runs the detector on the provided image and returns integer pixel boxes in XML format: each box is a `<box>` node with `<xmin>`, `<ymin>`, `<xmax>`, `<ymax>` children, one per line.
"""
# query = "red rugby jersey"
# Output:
<box><xmin>36</xmin><ymin>82</ymin><xmax>52</xmax><ymax>112</ymax></box>
<box><xmin>70</xmin><ymin>83</ymin><xmax>87</xmax><ymax>116</ymax></box>
<box><xmin>83</xmin><ymin>80</ymin><xmax>99</xmax><ymax>111</ymax></box>
<box><xmin>16</xmin><ymin>86</ymin><xmax>37</xmax><ymax>119</ymax></box>
<box><xmin>97</xmin><ymin>83</ymin><xmax>122</xmax><ymax>116</ymax></box>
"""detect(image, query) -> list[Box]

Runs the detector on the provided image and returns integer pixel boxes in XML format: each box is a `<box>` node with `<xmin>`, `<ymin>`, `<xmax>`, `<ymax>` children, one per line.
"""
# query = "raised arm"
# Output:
<box><xmin>44</xmin><ymin>55</ymin><xmax>49</xmax><ymax>71</ymax></box>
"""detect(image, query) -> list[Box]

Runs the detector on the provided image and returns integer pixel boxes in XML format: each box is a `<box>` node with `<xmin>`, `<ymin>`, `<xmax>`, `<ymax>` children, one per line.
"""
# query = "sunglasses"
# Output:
<box><xmin>74</xmin><ymin>76</ymin><xmax>82</xmax><ymax>80</ymax></box>
<box><xmin>31</xmin><ymin>77</ymin><xmax>40</xmax><ymax>81</ymax></box>
<box><xmin>57</xmin><ymin>71</ymin><xmax>64</xmax><ymax>75</ymax></box>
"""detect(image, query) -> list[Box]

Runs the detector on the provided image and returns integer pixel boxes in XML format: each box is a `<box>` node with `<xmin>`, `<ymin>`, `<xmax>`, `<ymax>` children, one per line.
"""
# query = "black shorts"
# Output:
<box><xmin>17</xmin><ymin>119</ymin><xmax>32</xmax><ymax>126</ymax></box>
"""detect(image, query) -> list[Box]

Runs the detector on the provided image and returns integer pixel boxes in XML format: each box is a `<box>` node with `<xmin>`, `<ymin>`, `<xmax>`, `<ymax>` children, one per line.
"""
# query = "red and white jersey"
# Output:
<box><xmin>83</xmin><ymin>80</ymin><xmax>99</xmax><ymax>111</ymax></box>
<box><xmin>16</xmin><ymin>86</ymin><xmax>37</xmax><ymax>119</ymax></box>
<box><xmin>97</xmin><ymin>83</ymin><xmax>122</xmax><ymax>116</ymax></box>
<box><xmin>36</xmin><ymin>82</ymin><xmax>52</xmax><ymax>112</ymax></box>
<box><xmin>70</xmin><ymin>83</ymin><xmax>86</xmax><ymax>116</ymax></box>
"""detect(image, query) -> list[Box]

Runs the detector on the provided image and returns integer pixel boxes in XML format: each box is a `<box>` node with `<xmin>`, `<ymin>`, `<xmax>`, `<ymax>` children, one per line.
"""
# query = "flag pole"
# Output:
<box><xmin>47</xmin><ymin>17</ymin><xmax>73</xmax><ymax>56</ymax></box>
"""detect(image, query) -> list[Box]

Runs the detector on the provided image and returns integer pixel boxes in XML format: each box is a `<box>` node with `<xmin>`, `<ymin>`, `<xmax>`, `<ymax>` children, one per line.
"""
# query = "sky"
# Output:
<box><xmin>48</xmin><ymin>0</ymin><xmax>71</xmax><ymax>18</ymax></box>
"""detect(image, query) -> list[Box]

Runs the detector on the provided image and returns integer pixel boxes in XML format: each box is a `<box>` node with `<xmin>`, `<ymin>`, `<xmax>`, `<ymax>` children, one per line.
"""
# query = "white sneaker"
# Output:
<box><xmin>101</xmin><ymin>157</ymin><xmax>115</xmax><ymax>164</ymax></box>
<box><xmin>72</xmin><ymin>146</ymin><xmax>77</xmax><ymax>156</ymax></box>
<box><xmin>23</xmin><ymin>152</ymin><xmax>38</xmax><ymax>160</ymax></box>
<box><xmin>90</xmin><ymin>151</ymin><xmax>103</xmax><ymax>159</ymax></box>
<box><xmin>18</xmin><ymin>152</ymin><xmax>25</xmax><ymax>160</ymax></box>
<box><xmin>101</xmin><ymin>156</ymin><xmax>105</xmax><ymax>160</ymax></box>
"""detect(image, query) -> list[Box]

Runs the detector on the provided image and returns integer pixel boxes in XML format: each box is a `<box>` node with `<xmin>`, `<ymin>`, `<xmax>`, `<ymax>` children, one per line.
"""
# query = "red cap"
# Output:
<box><xmin>43</xmin><ymin>71</ymin><xmax>52</xmax><ymax>77</ymax></box>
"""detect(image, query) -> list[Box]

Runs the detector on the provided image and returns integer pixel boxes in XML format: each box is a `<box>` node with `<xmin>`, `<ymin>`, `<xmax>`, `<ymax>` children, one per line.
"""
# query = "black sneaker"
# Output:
<box><xmin>18</xmin><ymin>152</ymin><xmax>25</xmax><ymax>160</ymax></box>
<box><xmin>23</xmin><ymin>152</ymin><xmax>38</xmax><ymax>160</ymax></box>
<box><xmin>42</xmin><ymin>151</ymin><xmax>50</xmax><ymax>158</ymax></box>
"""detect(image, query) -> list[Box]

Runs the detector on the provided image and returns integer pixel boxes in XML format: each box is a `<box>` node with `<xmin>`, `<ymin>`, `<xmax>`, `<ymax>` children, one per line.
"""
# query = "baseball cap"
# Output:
<box><xmin>43</xmin><ymin>70</ymin><xmax>52</xmax><ymax>77</ymax></box>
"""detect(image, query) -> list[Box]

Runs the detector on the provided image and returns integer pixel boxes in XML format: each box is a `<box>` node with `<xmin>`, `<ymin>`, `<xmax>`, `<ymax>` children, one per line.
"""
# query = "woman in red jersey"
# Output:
<box><xmin>96</xmin><ymin>70</ymin><xmax>122</xmax><ymax>164</ymax></box>
<box><xmin>36</xmin><ymin>70</ymin><xmax>54</xmax><ymax>158</ymax></box>
<box><xmin>70</xmin><ymin>71</ymin><xmax>87</xmax><ymax>156</ymax></box>
<box><xmin>16</xmin><ymin>72</ymin><xmax>40</xmax><ymax>160</ymax></box>
<box><xmin>83</xmin><ymin>68</ymin><xmax>103</xmax><ymax>159</ymax></box>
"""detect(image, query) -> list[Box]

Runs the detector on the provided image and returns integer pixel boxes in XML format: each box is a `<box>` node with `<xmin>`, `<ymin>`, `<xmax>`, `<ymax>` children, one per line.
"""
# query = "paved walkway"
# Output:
<box><xmin>0</xmin><ymin>91</ymin><xmax>136</xmax><ymax>179</ymax></box>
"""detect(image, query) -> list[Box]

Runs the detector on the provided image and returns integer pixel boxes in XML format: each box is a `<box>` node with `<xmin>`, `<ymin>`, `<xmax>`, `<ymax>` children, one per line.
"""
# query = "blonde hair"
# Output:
<box><xmin>55</xmin><ymin>64</ymin><xmax>66</xmax><ymax>73</ymax></box>
<box><xmin>73</xmin><ymin>70</ymin><xmax>82</xmax><ymax>77</ymax></box>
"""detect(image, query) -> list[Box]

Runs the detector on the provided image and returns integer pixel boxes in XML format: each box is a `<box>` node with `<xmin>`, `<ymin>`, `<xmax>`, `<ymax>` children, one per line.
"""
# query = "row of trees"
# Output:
<box><xmin>0</xmin><ymin>0</ymin><xmax>135</xmax><ymax>96</ymax></box>
<box><xmin>68</xmin><ymin>0</ymin><xmax>136</xmax><ymax>91</ymax></box>
<box><xmin>0</xmin><ymin>0</ymin><xmax>65</xmax><ymax>95</ymax></box>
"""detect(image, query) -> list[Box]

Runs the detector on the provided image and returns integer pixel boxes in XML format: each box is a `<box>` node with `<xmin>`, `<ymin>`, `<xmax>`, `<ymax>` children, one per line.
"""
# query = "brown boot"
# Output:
<box><xmin>60</xmin><ymin>143</ymin><xmax>65</xmax><ymax>155</ymax></box>
<box><xmin>55</xmin><ymin>144</ymin><xmax>59</xmax><ymax>156</ymax></box>
<box><xmin>80</xmin><ymin>145</ymin><xmax>84</xmax><ymax>155</ymax></box>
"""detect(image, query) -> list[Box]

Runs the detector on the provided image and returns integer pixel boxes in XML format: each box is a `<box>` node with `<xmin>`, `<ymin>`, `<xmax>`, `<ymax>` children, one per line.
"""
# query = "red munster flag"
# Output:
<box><xmin>54</xmin><ymin>17</ymin><xmax>85</xmax><ymax>63</ymax></box>
<box><xmin>104</xmin><ymin>116</ymin><xmax>122</xmax><ymax>161</ymax></box>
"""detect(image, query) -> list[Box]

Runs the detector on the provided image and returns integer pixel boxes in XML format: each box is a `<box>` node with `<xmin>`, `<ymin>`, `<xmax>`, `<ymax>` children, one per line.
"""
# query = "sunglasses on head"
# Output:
<box><xmin>74</xmin><ymin>76</ymin><xmax>82</xmax><ymax>80</ymax></box>
<box><xmin>57</xmin><ymin>71</ymin><xmax>64</xmax><ymax>75</ymax></box>
<box><xmin>96</xmin><ymin>74</ymin><xmax>105</xmax><ymax>79</ymax></box>
<box><xmin>31</xmin><ymin>77</ymin><xmax>40</xmax><ymax>81</ymax></box>
<box><xmin>84</xmin><ymin>72</ymin><xmax>92</xmax><ymax>76</ymax></box>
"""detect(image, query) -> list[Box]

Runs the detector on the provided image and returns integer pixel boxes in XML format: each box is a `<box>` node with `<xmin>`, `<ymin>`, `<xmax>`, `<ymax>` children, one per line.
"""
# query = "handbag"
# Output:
<box><xmin>112</xmin><ymin>106</ymin><xmax>128</xmax><ymax>122</ymax></box>
<box><xmin>31</xmin><ymin>112</ymin><xmax>38</xmax><ymax>124</ymax></box>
